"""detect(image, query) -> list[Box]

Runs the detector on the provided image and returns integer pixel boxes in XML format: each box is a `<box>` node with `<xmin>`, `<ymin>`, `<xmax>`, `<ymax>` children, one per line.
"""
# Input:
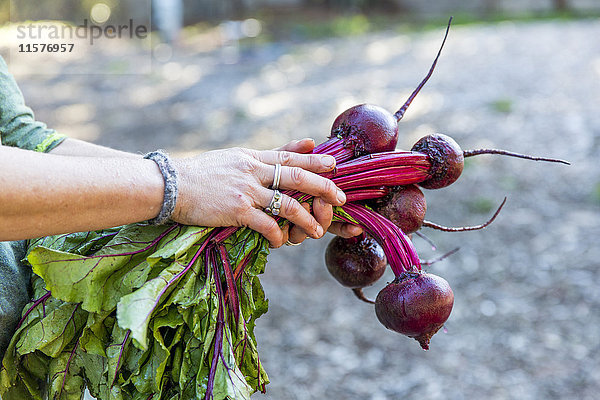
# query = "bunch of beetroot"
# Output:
<box><xmin>302</xmin><ymin>18</ymin><xmax>568</xmax><ymax>350</ymax></box>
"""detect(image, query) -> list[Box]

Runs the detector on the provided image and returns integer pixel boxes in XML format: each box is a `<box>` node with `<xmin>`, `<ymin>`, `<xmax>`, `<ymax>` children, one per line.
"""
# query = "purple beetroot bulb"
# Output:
<box><xmin>331</xmin><ymin>104</ymin><xmax>399</xmax><ymax>157</ymax></box>
<box><xmin>371</xmin><ymin>184</ymin><xmax>427</xmax><ymax>234</ymax></box>
<box><xmin>411</xmin><ymin>133</ymin><xmax>464</xmax><ymax>190</ymax></box>
<box><xmin>375</xmin><ymin>271</ymin><xmax>454</xmax><ymax>350</ymax></box>
<box><xmin>325</xmin><ymin>234</ymin><xmax>387</xmax><ymax>289</ymax></box>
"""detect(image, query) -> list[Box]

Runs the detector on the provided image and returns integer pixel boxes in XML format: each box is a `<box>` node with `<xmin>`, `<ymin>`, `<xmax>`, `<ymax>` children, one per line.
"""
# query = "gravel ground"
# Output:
<box><xmin>3</xmin><ymin>18</ymin><xmax>600</xmax><ymax>400</ymax></box>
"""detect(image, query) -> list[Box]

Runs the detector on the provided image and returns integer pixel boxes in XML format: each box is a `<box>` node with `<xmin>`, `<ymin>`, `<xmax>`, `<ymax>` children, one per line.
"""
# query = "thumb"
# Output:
<box><xmin>273</xmin><ymin>138</ymin><xmax>316</xmax><ymax>153</ymax></box>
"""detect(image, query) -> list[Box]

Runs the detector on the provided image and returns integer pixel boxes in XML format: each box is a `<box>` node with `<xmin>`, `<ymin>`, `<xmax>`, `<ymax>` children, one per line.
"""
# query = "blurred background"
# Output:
<box><xmin>2</xmin><ymin>1</ymin><xmax>600</xmax><ymax>399</ymax></box>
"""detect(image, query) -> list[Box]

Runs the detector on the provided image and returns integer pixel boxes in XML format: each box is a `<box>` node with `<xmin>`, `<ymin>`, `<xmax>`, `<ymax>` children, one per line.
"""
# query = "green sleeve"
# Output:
<box><xmin>0</xmin><ymin>56</ymin><xmax>66</xmax><ymax>153</ymax></box>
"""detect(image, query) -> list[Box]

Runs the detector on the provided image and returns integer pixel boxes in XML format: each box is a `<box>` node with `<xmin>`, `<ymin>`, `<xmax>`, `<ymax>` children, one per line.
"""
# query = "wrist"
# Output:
<box><xmin>144</xmin><ymin>150</ymin><xmax>179</xmax><ymax>225</ymax></box>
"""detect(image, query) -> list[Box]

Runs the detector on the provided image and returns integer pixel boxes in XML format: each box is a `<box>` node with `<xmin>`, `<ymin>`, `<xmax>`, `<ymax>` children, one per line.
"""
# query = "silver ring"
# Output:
<box><xmin>265</xmin><ymin>189</ymin><xmax>283</xmax><ymax>216</ymax></box>
<box><xmin>285</xmin><ymin>240</ymin><xmax>301</xmax><ymax>246</ymax></box>
<box><xmin>271</xmin><ymin>163</ymin><xmax>282</xmax><ymax>190</ymax></box>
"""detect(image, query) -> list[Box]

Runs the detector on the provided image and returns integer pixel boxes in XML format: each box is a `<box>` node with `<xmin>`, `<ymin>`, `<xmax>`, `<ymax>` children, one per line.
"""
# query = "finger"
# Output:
<box><xmin>269</xmin><ymin>166</ymin><xmax>346</xmax><ymax>206</ymax></box>
<box><xmin>328</xmin><ymin>222</ymin><xmax>364</xmax><ymax>238</ymax></box>
<box><xmin>253</xmin><ymin>149</ymin><xmax>336</xmax><ymax>173</ymax></box>
<box><xmin>288</xmin><ymin>203</ymin><xmax>311</xmax><ymax>244</ymax></box>
<box><xmin>274</xmin><ymin>138</ymin><xmax>315</xmax><ymax>153</ymax></box>
<box><xmin>312</xmin><ymin>198</ymin><xmax>333</xmax><ymax>236</ymax></box>
<box><xmin>288</xmin><ymin>225</ymin><xmax>308</xmax><ymax>244</ymax></box>
<box><xmin>243</xmin><ymin>208</ymin><xmax>285</xmax><ymax>248</ymax></box>
<box><xmin>281</xmin><ymin>223</ymin><xmax>291</xmax><ymax>245</ymax></box>
<box><xmin>257</xmin><ymin>188</ymin><xmax>323</xmax><ymax>239</ymax></box>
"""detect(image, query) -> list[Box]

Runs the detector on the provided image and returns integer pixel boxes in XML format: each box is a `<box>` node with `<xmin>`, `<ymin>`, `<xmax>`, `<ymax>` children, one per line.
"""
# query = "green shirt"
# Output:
<box><xmin>0</xmin><ymin>55</ymin><xmax>66</xmax><ymax>359</ymax></box>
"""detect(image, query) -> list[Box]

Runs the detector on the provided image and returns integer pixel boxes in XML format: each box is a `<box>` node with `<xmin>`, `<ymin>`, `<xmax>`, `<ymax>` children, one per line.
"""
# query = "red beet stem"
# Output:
<box><xmin>206</xmin><ymin>247</ymin><xmax>226</xmax><ymax>399</ymax></box>
<box><xmin>341</xmin><ymin>203</ymin><xmax>421</xmax><ymax>275</ymax></box>
<box><xmin>422</xmin><ymin>197</ymin><xmax>507</xmax><ymax>232</ymax></box>
<box><xmin>212</xmin><ymin>226</ymin><xmax>239</xmax><ymax>243</ymax></box>
<box><xmin>312</xmin><ymin>135</ymin><xmax>360</xmax><ymax>163</ymax></box>
<box><xmin>463</xmin><ymin>149</ymin><xmax>570</xmax><ymax>165</ymax></box>
<box><xmin>328</xmin><ymin>151</ymin><xmax>431</xmax><ymax>178</ymax></box>
<box><xmin>333</xmin><ymin>166</ymin><xmax>430</xmax><ymax>190</ymax></box>
<box><xmin>218</xmin><ymin>244</ymin><xmax>240</xmax><ymax>324</ymax></box>
<box><xmin>345</xmin><ymin>187</ymin><xmax>390</xmax><ymax>202</ymax></box>
<box><xmin>394</xmin><ymin>16</ymin><xmax>452</xmax><ymax>122</ymax></box>
<box><xmin>312</xmin><ymin>136</ymin><xmax>337</xmax><ymax>153</ymax></box>
<box><xmin>329</xmin><ymin>145</ymin><xmax>357</xmax><ymax>163</ymax></box>
<box><xmin>288</xmin><ymin>152</ymin><xmax>430</xmax><ymax>202</ymax></box>
<box><xmin>291</xmin><ymin>186</ymin><xmax>390</xmax><ymax>204</ymax></box>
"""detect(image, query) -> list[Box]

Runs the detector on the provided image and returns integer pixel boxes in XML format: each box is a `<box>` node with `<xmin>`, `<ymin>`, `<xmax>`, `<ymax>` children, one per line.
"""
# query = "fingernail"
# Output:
<box><xmin>321</xmin><ymin>155</ymin><xmax>335</xmax><ymax>168</ymax></box>
<box><xmin>337</xmin><ymin>189</ymin><xmax>346</xmax><ymax>204</ymax></box>
<box><xmin>315</xmin><ymin>225</ymin><xmax>324</xmax><ymax>238</ymax></box>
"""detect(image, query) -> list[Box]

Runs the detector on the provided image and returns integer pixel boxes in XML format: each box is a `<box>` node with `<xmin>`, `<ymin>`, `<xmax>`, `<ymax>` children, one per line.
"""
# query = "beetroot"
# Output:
<box><xmin>330</xmin><ymin>104</ymin><xmax>399</xmax><ymax>157</ymax></box>
<box><xmin>311</xmin><ymin>103</ymin><xmax>400</xmax><ymax>163</ymax></box>
<box><xmin>375</xmin><ymin>271</ymin><xmax>454</xmax><ymax>350</ymax></box>
<box><xmin>325</xmin><ymin>17</ymin><xmax>452</xmax><ymax>159</ymax></box>
<box><xmin>411</xmin><ymin>133</ymin><xmax>464</xmax><ymax>189</ymax></box>
<box><xmin>410</xmin><ymin>133</ymin><xmax>569</xmax><ymax>190</ymax></box>
<box><xmin>371</xmin><ymin>185</ymin><xmax>427</xmax><ymax>234</ymax></box>
<box><xmin>325</xmin><ymin>234</ymin><xmax>387</xmax><ymax>289</ymax></box>
<box><xmin>312</xmin><ymin>18</ymin><xmax>455</xmax><ymax>165</ymax></box>
<box><xmin>308</xmin><ymin>17</ymin><xmax>567</xmax><ymax>352</ymax></box>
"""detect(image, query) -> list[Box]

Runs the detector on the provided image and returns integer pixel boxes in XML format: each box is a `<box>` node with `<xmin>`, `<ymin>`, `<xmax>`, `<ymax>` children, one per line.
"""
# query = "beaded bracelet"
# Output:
<box><xmin>143</xmin><ymin>150</ymin><xmax>178</xmax><ymax>225</ymax></box>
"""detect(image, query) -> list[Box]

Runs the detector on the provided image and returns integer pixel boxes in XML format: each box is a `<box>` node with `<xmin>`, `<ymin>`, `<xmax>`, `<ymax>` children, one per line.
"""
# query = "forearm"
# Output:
<box><xmin>0</xmin><ymin>146</ymin><xmax>163</xmax><ymax>241</ymax></box>
<box><xmin>49</xmin><ymin>137</ymin><xmax>141</xmax><ymax>158</ymax></box>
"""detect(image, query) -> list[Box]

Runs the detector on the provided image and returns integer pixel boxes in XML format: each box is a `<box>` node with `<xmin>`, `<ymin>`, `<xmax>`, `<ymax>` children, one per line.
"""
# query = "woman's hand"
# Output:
<box><xmin>172</xmin><ymin>139</ymin><xmax>351</xmax><ymax>247</ymax></box>
<box><xmin>275</xmin><ymin>139</ymin><xmax>363</xmax><ymax>244</ymax></box>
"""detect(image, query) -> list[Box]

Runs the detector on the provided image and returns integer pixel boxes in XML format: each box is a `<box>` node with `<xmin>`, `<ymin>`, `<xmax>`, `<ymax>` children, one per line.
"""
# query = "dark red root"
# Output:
<box><xmin>375</xmin><ymin>272</ymin><xmax>454</xmax><ymax>350</ymax></box>
<box><xmin>412</xmin><ymin>133</ymin><xmax>464</xmax><ymax>189</ymax></box>
<box><xmin>371</xmin><ymin>184</ymin><xmax>427</xmax><ymax>234</ymax></box>
<box><xmin>420</xmin><ymin>247</ymin><xmax>460</xmax><ymax>267</ymax></box>
<box><xmin>330</xmin><ymin>104</ymin><xmax>399</xmax><ymax>157</ymax></box>
<box><xmin>415</xmin><ymin>230</ymin><xmax>437</xmax><ymax>251</ymax></box>
<box><xmin>325</xmin><ymin>234</ymin><xmax>387</xmax><ymax>289</ymax></box>
<box><xmin>422</xmin><ymin>197</ymin><xmax>507</xmax><ymax>232</ymax></box>
<box><xmin>352</xmin><ymin>288</ymin><xmax>376</xmax><ymax>304</ymax></box>
<box><xmin>463</xmin><ymin>149</ymin><xmax>570</xmax><ymax>165</ymax></box>
<box><xmin>394</xmin><ymin>17</ymin><xmax>453</xmax><ymax>122</ymax></box>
